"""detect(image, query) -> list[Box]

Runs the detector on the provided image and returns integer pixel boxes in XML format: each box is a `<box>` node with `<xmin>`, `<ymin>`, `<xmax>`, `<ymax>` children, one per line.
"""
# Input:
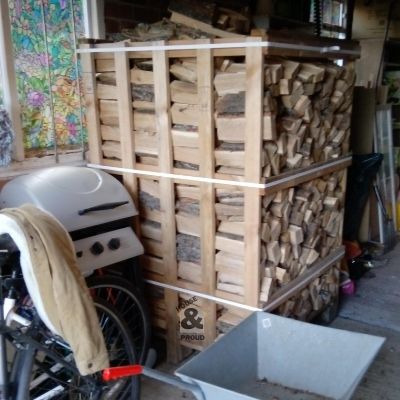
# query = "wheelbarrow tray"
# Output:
<box><xmin>176</xmin><ymin>311</ymin><xmax>385</xmax><ymax>400</ymax></box>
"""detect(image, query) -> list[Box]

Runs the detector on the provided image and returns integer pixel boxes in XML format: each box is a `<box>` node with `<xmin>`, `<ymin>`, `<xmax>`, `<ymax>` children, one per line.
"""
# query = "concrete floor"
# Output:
<box><xmin>142</xmin><ymin>244</ymin><xmax>400</xmax><ymax>399</ymax></box>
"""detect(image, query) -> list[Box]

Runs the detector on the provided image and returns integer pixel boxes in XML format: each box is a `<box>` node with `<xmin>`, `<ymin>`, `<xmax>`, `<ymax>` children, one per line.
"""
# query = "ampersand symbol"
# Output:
<box><xmin>181</xmin><ymin>308</ymin><xmax>203</xmax><ymax>330</ymax></box>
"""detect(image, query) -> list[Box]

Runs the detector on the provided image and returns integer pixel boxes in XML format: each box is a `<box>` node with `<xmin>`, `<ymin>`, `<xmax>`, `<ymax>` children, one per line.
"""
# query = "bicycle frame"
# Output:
<box><xmin>0</xmin><ymin>252</ymin><xmax>102</xmax><ymax>400</ymax></box>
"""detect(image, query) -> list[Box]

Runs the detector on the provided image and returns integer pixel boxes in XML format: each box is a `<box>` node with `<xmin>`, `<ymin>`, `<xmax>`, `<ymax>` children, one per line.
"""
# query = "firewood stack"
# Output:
<box><xmin>213</xmin><ymin>170</ymin><xmax>346</xmax><ymax>304</ymax></box>
<box><xmin>214</xmin><ymin>59</ymin><xmax>354</xmax><ymax>177</ymax></box>
<box><xmin>81</xmin><ymin>34</ymin><xmax>359</xmax><ymax>362</ymax></box>
<box><xmin>217</xmin><ymin>263</ymin><xmax>340</xmax><ymax>334</ymax></box>
<box><xmin>99</xmin><ymin>55</ymin><xmax>354</xmax><ymax>175</ymax></box>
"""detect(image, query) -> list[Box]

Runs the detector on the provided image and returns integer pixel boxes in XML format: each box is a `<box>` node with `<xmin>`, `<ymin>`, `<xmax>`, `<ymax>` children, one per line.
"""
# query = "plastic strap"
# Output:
<box><xmin>87</xmin><ymin>163</ymin><xmax>265</xmax><ymax>189</ymax></box>
<box><xmin>77</xmin><ymin>41</ymin><xmax>359</xmax><ymax>56</ymax></box>
<box><xmin>145</xmin><ymin>279</ymin><xmax>262</xmax><ymax>312</ymax></box>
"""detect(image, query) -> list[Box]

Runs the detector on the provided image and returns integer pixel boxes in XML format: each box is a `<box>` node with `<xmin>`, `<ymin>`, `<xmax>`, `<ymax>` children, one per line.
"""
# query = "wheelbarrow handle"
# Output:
<box><xmin>102</xmin><ymin>365</ymin><xmax>205</xmax><ymax>400</ymax></box>
<box><xmin>102</xmin><ymin>365</ymin><xmax>143</xmax><ymax>381</ymax></box>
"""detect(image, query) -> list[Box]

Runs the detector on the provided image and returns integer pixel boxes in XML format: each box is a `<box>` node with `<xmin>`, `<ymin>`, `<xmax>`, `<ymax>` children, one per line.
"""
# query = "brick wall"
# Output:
<box><xmin>104</xmin><ymin>0</ymin><xmax>169</xmax><ymax>33</ymax></box>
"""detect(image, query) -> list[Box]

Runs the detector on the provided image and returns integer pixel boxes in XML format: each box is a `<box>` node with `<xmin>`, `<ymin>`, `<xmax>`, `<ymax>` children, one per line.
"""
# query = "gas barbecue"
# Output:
<box><xmin>0</xmin><ymin>166</ymin><xmax>144</xmax><ymax>278</ymax></box>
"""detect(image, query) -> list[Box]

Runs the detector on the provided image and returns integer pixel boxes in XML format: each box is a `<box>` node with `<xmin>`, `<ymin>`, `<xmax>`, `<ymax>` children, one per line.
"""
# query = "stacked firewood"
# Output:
<box><xmin>137</xmin><ymin>168</ymin><xmax>344</xmax><ymax>305</ymax></box>
<box><xmin>212</xmin><ymin>170</ymin><xmax>345</xmax><ymax>303</ymax></box>
<box><xmin>97</xmin><ymin>58</ymin><xmax>160</xmax><ymax>166</ymax></box>
<box><xmin>137</xmin><ymin>178</ymin><xmax>204</xmax><ymax>283</ymax></box>
<box><xmin>214</xmin><ymin>59</ymin><xmax>354</xmax><ymax>176</ymax></box>
<box><xmin>216</xmin><ymin>263</ymin><xmax>340</xmax><ymax>335</ymax></box>
<box><xmin>97</xmin><ymin>55</ymin><xmax>354</xmax><ymax>177</ymax></box>
<box><xmin>147</xmin><ymin>261</ymin><xmax>340</xmax><ymax>337</ymax></box>
<box><xmin>86</xmin><ymin>41</ymin><xmax>355</xmax><ymax>357</ymax></box>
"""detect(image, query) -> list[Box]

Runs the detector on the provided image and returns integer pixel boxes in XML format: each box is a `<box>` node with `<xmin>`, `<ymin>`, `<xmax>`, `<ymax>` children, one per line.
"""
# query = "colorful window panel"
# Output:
<box><xmin>9</xmin><ymin>0</ymin><xmax>86</xmax><ymax>152</ymax></box>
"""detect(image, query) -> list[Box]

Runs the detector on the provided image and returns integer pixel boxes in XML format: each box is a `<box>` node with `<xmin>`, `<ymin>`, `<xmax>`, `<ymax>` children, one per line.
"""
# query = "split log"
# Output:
<box><xmin>266</xmin><ymin>64</ymin><xmax>283</xmax><ymax>84</ymax></box>
<box><xmin>218</xmin><ymin>221</ymin><xmax>244</xmax><ymax>237</ymax></box>
<box><xmin>216</xmin><ymin>114</ymin><xmax>276</xmax><ymax>141</ymax></box>
<box><xmin>131</xmin><ymin>68</ymin><xmax>154</xmax><ymax>85</ymax></box>
<box><xmin>176</xmin><ymin>233</ymin><xmax>201</xmax><ymax>263</ymax></box>
<box><xmin>97</xmin><ymin>83</ymin><xmax>117</xmax><ymax>100</ymax></box>
<box><xmin>141</xmin><ymin>220</ymin><xmax>162</xmax><ymax>241</ymax></box>
<box><xmin>215</xmin><ymin>150</ymin><xmax>245</xmax><ymax>168</ymax></box>
<box><xmin>97</xmin><ymin>72</ymin><xmax>116</xmax><ymax>85</ymax></box>
<box><xmin>171</xmin><ymin>103</ymin><xmax>199</xmax><ymax>126</ymax></box>
<box><xmin>142</xmin><ymin>255</ymin><xmax>164</xmax><ymax>275</ymax></box>
<box><xmin>282</xmin><ymin>60</ymin><xmax>300</xmax><ymax>80</ymax></box>
<box><xmin>267</xmin><ymin>241</ymin><xmax>281</xmax><ymax>265</ymax></box>
<box><xmin>178</xmin><ymin>261</ymin><xmax>202</xmax><ymax>284</ymax></box>
<box><xmin>298</xmin><ymin>63</ymin><xmax>325</xmax><ymax>83</ymax></box>
<box><xmin>133</xmin><ymin>112</ymin><xmax>157</xmax><ymax>132</ymax></box>
<box><xmin>171</xmin><ymin>80</ymin><xmax>198</xmax><ymax>104</ymax></box>
<box><xmin>170</xmin><ymin>61</ymin><xmax>197</xmax><ymax>83</ymax></box>
<box><xmin>132</xmin><ymin>85</ymin><xmax>154</xmax><ymax>102</ymax></box>
<box><xmin>172</xmin><ymin>128</ymin><xmax>199</xmax><ymax>148</ymax></box>
<box><xmin>215</xmin><ymin>251</ymin><xmax>244</xmax><ymax>271</ymax></box>
<box><xmin>216</xmin><ymin>92</ymin><xmax>245</xmax><ymax>114</ymax></box>
<box><xmin>215</xmin><ymin>234</ymin><xmax>244</xmax><ymax>256</ymax></box>
<box><xmin>176</xmin><ymin>184</ymin><xmax>200</xmax><ymax>200</ymax></box>
<box><xmin>259</xmin><ymin>277</ymin><xmax>274</xmax><ymax>302</ymax></box>
<box><xmin>176</xmin><ymin>213</ymin><xmax>201</xmax><ymax>237</ymax></box>
<box><xmin>214</xmin><ymin>72</ymin><xmax>246</xmax><ymax>95</ymax></box>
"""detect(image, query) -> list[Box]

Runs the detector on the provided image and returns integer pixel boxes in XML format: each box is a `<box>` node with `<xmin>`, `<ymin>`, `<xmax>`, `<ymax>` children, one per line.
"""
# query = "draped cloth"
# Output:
<box><xmin>0</xmin><ymin>204</ymin><xmax>109</xmax><ymax>375</ymax></box>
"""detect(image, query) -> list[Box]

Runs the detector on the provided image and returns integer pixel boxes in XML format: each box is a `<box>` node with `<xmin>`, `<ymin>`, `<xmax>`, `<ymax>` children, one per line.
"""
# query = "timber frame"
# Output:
<box><xmin>80</xmin><ymin>34</ymin><xmax>359</xmax><ymax>362</ymax></box>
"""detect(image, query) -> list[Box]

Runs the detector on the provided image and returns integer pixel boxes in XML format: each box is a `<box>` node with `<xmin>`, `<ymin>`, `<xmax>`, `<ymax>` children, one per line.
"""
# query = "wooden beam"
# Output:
<box><xmin>0</xmin><ymin>1</ymin><xmax>24</xmax><ymax>161</ymax></box>
<box><xmin>263</xmin><ymin>155</ymin><xmax>352</xmax><ymax>195</ymax></box>
<box><xmin>115</xmin><ymin>48</ymin><xmax>138</xmax><ymax>204</ymax></box>
<box><xmin>198</xmin><ymin>40</ymin><xmax>217</xmax><ymax>347</ymax></box>
<box><xmin>81</xmin><ymin>44</ymin><xmax>102</xmax><ymax>164</ymax></box>
<box><xmin>244</xmin><ymin>38</ymin><xmax>263</xmax><ymax>307</ymax></box>
<box><xmin>152</xmin><ymin>42</ymin><xmax>181</xmax><ymax>363</ymax></box>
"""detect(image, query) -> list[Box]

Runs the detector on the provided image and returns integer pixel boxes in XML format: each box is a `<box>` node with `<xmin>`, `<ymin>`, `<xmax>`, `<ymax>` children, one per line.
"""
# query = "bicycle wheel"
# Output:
<box><xmin>86</xmin><ymin>275</ymin><xmax>151</xmax><ymax>364</ymax></box>
<box><xmin>24</xmin><ymin>297</ymin><xmax>139</xmax><ymax>399</ymax></box>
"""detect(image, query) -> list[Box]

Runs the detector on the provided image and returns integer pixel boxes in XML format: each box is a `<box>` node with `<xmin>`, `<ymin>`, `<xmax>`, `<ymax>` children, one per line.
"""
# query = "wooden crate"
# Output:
<box><xmin>80</xmin><ymin>34</ymin><xmax>359</xmax><ymax>362</ymax></box>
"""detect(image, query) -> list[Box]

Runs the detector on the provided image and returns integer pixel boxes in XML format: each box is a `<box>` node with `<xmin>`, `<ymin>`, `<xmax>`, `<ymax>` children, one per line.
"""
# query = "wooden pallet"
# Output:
<box><xmin>80</xmin><ymin>35</ymin><xmax>359</xmax><ymax>362</ymax></box>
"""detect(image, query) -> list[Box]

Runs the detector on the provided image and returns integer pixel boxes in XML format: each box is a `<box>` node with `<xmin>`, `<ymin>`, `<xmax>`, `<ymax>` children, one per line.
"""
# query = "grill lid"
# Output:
<box><xmin>0</xmin><ymin>166</ymin><xmax>138</xmax><ymax>232</ymax></box>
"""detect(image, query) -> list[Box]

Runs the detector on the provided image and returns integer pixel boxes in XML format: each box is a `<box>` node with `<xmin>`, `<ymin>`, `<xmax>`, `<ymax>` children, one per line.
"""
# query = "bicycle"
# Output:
<box><xmin>86</xmin><ymin>273</ymin><xmax>151</xmax><ymax>365</ymax></box>
<box><xmin>0</xmin><ymin>236</ymin><xmax>140</xmax><ymax>399</ymax></box>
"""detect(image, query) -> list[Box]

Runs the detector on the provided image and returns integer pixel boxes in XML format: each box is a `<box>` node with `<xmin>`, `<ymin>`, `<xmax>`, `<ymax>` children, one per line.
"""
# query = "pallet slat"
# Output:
<box><xmin>198</xmin><ymin>41</ymin><xmax>217</xmax><ymax>347</ymax></box>
<box><xmin>152</xmin><ymin>44</ymin><xmax>182</xmax><ymax>363</ymax></box>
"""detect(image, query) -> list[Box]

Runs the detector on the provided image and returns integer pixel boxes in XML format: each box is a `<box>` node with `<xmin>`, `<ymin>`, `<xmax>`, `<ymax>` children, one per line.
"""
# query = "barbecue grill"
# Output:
<box><xmin>0</xmin><ymin>166</ymin><xmax>144</xmax><ymax>278</ymax></box>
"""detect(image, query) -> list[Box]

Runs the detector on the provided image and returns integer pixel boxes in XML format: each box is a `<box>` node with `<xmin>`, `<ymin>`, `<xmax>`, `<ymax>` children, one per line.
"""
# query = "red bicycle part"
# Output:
<box><xmin>102</xmin><ymin>365</ymin><xmax>143</xmax><ymax>381</ymax></box>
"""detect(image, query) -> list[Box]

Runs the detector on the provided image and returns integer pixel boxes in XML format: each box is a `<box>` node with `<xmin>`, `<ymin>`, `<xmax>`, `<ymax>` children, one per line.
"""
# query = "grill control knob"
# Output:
<box><xmin>108</xmin><ymin>238</ymin><xmax>121</xmax><ymax>250</ymax></box>
<box><xmin>90</xmin><ymin>241</ymin><xmax>104</xmax><ymax>255</ymax></box>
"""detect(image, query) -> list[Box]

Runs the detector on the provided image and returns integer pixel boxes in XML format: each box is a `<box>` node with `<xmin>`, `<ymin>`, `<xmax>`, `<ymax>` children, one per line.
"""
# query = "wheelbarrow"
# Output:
<box><xmin>104</xmin><ymin>311</ymin><xmax>385</xmax><ymax>400</ymax></box>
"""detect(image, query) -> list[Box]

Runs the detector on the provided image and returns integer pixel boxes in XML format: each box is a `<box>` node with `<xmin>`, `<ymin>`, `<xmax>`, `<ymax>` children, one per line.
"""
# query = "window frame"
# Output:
<box><xmin>0</xmin><ymin>0</ymin><xmax>100</xmax><ymax>176</ymax></box>
<box><xmin>0</xmin><ymin>1</ymin><xmax>24</xmax><ymax>162</ymax></box>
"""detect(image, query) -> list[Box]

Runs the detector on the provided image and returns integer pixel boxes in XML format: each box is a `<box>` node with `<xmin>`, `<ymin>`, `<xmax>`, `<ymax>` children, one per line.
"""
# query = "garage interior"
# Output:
<box><xmin>0</xmin><ymin>0</ymin><xmax>400</xmax><ymax>399</ymax></box>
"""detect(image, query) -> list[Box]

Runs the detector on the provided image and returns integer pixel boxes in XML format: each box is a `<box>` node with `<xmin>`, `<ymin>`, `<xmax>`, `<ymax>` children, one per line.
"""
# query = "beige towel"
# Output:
<box><xmin>0</xmin><ymin>205</ymin><xmax>109</xmax><ymax>375</ymax></box>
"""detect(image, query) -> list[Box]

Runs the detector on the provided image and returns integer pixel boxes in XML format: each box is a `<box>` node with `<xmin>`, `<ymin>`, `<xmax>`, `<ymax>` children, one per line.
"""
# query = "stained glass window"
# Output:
<box><xmin>8</xmin><ymin>0</ymin><xmax>86</xmax><ymax>153</ymax></box>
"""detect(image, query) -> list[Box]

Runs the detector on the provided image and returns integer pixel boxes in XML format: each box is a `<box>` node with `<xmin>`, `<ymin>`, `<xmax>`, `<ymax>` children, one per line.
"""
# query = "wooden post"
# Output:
<box><xmin>115</xmin><ymin>47</ymin><xmax>138</xmax><ymax>204</ymax></box>
<box><xmin>80</xmin><ymin>44</ymin><xmax>102</xmax><ymax>164</ymax></box>
<box><xmin>244</xmin><ymin>38</ymin><xmax>264</xmax><ymax>307</ymax></box>
<box><xmin>197</xmin><ymin>40</ymin><xmax>217</xmax><ymax>347</ymax></box>
<box><xmin>152</xmin><ymin>42</ymin><xmax>181</xmax><ymax>363</ymax></box>
<box><xmin>0</xmin><ymin>1</ymin><xmax>24</xmax><ymax>161</ymax></box>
